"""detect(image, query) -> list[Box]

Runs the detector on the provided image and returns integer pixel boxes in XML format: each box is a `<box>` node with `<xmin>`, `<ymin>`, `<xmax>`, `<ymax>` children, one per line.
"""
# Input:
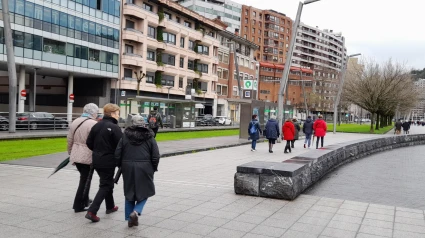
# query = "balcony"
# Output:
<box><xmin>122</xmin><ymin>53</ymin><xmax>143</xmax><ymax>67</ymax></box>
<box><xmin>122</xmin><ymin>28</ymin><xmax>144</xmax><ymax>42</ymax></box>
<box><xmin>123</xmin><ymin>3</ymin><xmax>148</xmax><ymax>19</ymax></box>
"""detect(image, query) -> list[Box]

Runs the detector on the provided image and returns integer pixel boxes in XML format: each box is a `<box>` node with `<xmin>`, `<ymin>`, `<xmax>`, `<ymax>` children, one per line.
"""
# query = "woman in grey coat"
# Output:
<box><xmin>291</xmin><ymin>117</ymin><xmax>301</xmax><ymax>148</ymax></box>
<box><xmin>265</xmin><ymin>115</ymin><xmax>280</xmax><ymax>153</ymax></box>
<box><xmin>115</xmin><ymin>116</ymin><xmax>160</xmax><ymax>227</ymax></box>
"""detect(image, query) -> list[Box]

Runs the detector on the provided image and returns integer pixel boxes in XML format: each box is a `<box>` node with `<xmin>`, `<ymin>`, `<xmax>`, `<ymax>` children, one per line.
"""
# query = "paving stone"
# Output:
<box><xmin>154</xmin><ymin>218</ymin><xmax>191</xmax><ymax>230</ymax></box>
<box><xmin>331</xmin><ymin>214</ymin><xmax>363</xmax><ymax>224</ymax></box>
<box><xmin>303</xmin><ymin>210</ymin><xmax>335</xmax><ymax>220</ymax></box>
<box><xmin>208</xmin><ymin>210</ymin><xmax>240</xmax><ymax>220</ymax></box>
<box><xmin>316</xmin><ymin>200</ymin><xmax>343</xmax><ymax>208</ymax></box>
<box><xmin>326</xmin><ymin>220</ymin><xmax>360</xmax><ymax>232</ymax></box>
<box><xmin>250</xmin><ymin>224</ymin><xmax>286</xmax><ymax>237</ymax></box>
<box><xmin>222</xmin><ymin>220</ymin><xmax>257</xmax><ymax>232</ymax></box>
<box><xmin>180</xmin><ymin>223</ymin><xmax>218</xmax><ymax>236</ymax></box>
<box><xmin>147</xmin><ymin>209</ymin><xmax>180</xmax><ymax>219</ymax></box>
<box><xmin>320</xmin><ymin>227</ymin><xmax>357</xmax><ymax>238</ymax></box>
<box><xmin>362</xmin><ymin>218</ymin><xmax>394</xmax><ymax>229</ymax></box>
<box><xmin>395</xmin><ymin>216</ymin><xmax>425</xmax><ymax>226</ymax></box>
<box><xmin>368</xmin><ymin>204</ymin><xmax>395</xmax><ymax>210</ymax></box>
<box><xmin>364</xmin><ymin>213</ymin><xmax>394</xmax><ymax>222</ymax></box>
<box><xmin>367</xmin><ymin>207</ymin><xmax>395</xmax><ymax>216</ymax></box>
<box><xmin>393</xmin><ymin>230</ymin><xmax>425</xmax><ymax>238</ymax></box>
<box><xmin>394</xmin><ymin>223</ymin><xmax>425</xmax><ymax>233</ymax></box>
<box><xmin>356</xmin><ymin>233</ymin><xmax>389</xmax><ymax>238</ymax></box>
<box><xmin>359</xmin><ymin>224</ymin><xmax>393</xmax><ymax>237</ymax></box>
<box><xmin>310</xmin><ymin>205</ymin><xmax>339</xmax><ymax>213</ymax></box>
<box><xmin>234</xmin><ymin>214</ymin><xmax>267</xmax><ymax>224</ymax></box>
<box><xmin>195</xmin><ymin>216</ymin><xmax>230</xmax><ymax>227</ymax></box>
<box><xmin>242</xmin><ymin>233</ymin><xmax>274</xmax><ymax>238</ymax></box>
<box><xmin>395</xmin><ymin>207</ymin><xmax>423</xmax><ymax>214</ymax></box>
<box><xmin>281</xmin><ymin>229</ymin><xmax>319</xmax><ymax>238</ymax></box>
<box><xmin>298</xmin><ymin>215</ymin><xmax>331</xmax><ymax>226</ymax></box>
<box><xmin>207</xmin><ymin>227</ymin><xmax>246</xmax><ymax>238</ymax></box>
<box><xmin>166</xmin><ymin>231</ymin><xmax>204</xmax><ymax>238</ymax></box>
<box><xmin>396</xmin><ymin>211</ymin><xmax>425</xmax><ymax>219</ymax></box>
<box><xmin>244</xmin><ymin>208</ymin><xmax>275</xmax><ymax>217</ymax></box>
<box><xmin>137</xmin><ymin>215</ymin><xmax>166</xmax><ymax>226</ymax></box>
<box><xmin>336</xmin><ymin>208</ymin><xmax>366</xmax><ymax>218</ymax></box>
<box><xmin>133</xmin><ymin>226</ymin><xmax>174</xmax><ymax>238</ymax></box>
<box><xmin>290</xmin><ymin>222</ymin><xmax>325</xmax><ymax>235</ymax></box>
<box><xmin>260</xmin><ymin>217</ymin><xmax>297</xmax><ymax>229</ymax></box>
<box><xmin>340</xmin><ymin>204</ymin><xmax>368</xmax><ymax>212</ymax></box>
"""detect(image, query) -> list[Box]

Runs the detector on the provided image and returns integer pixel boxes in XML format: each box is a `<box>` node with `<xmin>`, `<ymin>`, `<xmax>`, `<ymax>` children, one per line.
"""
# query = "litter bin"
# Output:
<box><xmin>170</xmin><ymin>115</ymin><xmax>176</xmax><ymax>129</ymax></box>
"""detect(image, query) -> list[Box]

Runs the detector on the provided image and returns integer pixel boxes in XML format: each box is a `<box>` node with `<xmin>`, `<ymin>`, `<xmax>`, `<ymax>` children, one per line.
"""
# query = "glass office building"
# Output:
<box><xmin>0</xmin><ymin>0</ymin><xmax>120</xmax><ymax>113</ymax></box>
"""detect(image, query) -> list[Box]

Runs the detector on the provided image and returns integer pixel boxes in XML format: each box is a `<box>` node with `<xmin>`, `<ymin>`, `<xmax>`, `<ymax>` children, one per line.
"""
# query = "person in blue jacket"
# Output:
<box><xmin>265</xmin><ymin>115</ymin><xmax>280</xmax><ymax>153</ymax></box>
<box><xmin>248</xmin><ymin>114</ymin><xmax>262</xmax><ymax>152</ymax></box>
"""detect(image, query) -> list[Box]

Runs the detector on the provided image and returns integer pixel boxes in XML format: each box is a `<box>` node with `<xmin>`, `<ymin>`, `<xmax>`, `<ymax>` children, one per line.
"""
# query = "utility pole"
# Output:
<box><xmin>2</xmin><ymin>0</ymin><xmax>17</xmax><ymax>133</ymax></box>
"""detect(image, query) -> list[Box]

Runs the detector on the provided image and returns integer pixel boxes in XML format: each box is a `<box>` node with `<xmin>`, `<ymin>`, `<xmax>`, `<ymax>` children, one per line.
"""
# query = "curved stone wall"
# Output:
<box><xmin>234</xmin><ymin>134</ymin><xmax>425</xmax><ymax>200</ymax></box>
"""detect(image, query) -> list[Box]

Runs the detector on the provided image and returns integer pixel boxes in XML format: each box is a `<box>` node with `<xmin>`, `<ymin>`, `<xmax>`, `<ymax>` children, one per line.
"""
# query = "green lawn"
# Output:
<box><xmin>0</xmin><ymin>129</ymin><xmax>240</xmax><ymax>162</ymax></box>
<box><xmin>326</xmin><ymin>123</ymin><xmax>393</xmax><ymax>134</ymax></box>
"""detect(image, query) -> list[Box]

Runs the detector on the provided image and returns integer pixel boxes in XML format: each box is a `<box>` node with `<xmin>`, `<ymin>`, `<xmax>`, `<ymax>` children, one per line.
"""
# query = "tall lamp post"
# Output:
<box><xmin>278</xmin><ymin>0</ymin><xmax>321</xmax><ymax>140</ymax></box>
<box><xmin>332</xmin><ymin>53</ymin><xmax>361</xmax><ymax>134</ymax></box>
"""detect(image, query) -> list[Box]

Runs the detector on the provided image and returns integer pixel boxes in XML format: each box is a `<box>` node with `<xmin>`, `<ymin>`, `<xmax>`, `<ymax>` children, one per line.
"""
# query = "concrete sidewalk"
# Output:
<box><xmin>1</xmin><ymin>131</ymin><xmax>425</xmax><ymax>238</ymax></box>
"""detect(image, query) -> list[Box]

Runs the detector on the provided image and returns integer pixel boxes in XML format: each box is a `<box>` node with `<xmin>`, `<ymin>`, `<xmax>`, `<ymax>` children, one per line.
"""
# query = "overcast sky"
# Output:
<box><xmin>240</xmin><ymin>0</ymin><xmax>425</xmax><ymax>70</ymax></box>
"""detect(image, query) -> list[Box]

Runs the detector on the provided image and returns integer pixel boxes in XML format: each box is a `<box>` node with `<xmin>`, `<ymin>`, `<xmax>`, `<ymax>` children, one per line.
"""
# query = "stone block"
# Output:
<box><xmin>234</xmin><ymin>172</ymin><xmax>259</xmax><ymax>196</ymax></box>
<box><xmin>259</xmin><ymin>174</ymin><xmax>302</xmax><ymax>200</ymax></box>
<box><xmin>237</xmin><ymin>161</ymin><xmax>307</xmax><ymax>177</ymax></box>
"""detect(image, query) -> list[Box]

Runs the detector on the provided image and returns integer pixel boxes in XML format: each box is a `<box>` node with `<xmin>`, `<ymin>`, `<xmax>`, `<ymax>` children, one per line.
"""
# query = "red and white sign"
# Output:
<box><xmin>69</xmin><ymin>94</ymin><xmax>74</xmax><ymax>103</ymax></box>
<box><xmin>20</xmin><ymin>89</ymin><xmax>27</xmax><ymax>100</ymax></box>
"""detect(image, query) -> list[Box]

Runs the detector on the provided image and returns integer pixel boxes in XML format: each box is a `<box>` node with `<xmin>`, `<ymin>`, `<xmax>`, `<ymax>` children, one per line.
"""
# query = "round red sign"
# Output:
<box><xmin>20</xmin><ymin>89</ymin><xmax>26</xmax><ymax>97</ymax></box>
<box><xmin>69</xmin><ymin>94</ymin><xmax>74</xmax><ymax>100</ymax></box>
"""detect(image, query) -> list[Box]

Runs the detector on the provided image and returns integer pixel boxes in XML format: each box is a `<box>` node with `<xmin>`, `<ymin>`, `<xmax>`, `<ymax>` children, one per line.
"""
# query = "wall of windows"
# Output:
<box><xmin>0</xmin><ymin>0</ymin><xmax>120</xmax><ymax>49</ymax></box>
<box><xmin>0</xmin><ymin>27</ymin><xmax>118</xmax><ymax>73</ymax></box>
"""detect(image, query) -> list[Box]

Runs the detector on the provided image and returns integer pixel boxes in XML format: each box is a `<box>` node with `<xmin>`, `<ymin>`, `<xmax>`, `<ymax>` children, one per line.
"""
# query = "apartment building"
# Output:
<box><xmin>175</xmin><ymin>0</ymin><xmax>242</xmax><ymax>33</ymax></box>
<box><xmin>294</xmin><ymin>22</ymin><xmax>347</xmax><ymax>114</ymax></box>
<box><xmin>119</xmin><ymin>0</ymin><xmax>226</xmax><ymax>116</ymax></box>
<box><xmin>216</xmin><ymin>30</ymin><xmax>259</xmax><ymax>121</ymax></box>
<box><xmin>0</xmin><ymin>0</ymin><xmax>120</xmax><ymax>113</ymax></box>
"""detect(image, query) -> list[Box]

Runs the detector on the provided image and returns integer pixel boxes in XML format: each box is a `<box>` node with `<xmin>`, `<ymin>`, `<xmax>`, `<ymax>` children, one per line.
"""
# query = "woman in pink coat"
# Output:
<box><xmin>67</xmin><ymin>103</ymin><xmax>99</xmax><ymax>213</ymax></box>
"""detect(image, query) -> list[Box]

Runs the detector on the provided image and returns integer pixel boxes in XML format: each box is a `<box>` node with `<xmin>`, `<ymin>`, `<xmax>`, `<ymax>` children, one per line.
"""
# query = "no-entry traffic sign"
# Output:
<box><xmin>20</xmin><ymin>89</ymin><xmax>26</xmax><ymax>97</ymax></box>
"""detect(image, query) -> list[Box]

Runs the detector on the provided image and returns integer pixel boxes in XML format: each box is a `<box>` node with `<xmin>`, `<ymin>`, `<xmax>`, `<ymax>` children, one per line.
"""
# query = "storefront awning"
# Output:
<box><xmin>260</xmin><ymin>62</ymin><xmax>275</xmax><ymax>68</ymax></box>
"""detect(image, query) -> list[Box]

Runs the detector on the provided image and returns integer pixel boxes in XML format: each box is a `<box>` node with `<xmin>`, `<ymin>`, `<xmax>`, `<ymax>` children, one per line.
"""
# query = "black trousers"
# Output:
<box><xmin>291</xmin><ymin>140</ymin><xmax>295</xmax><ymax>148</ymax></box>
<box><xmin>73</xmin><ymin>163</ymin><xmax>91</xmax><ymax>211</ymax></box>
<box><xmin>284</xmin><ymin>140</ymin><xmax>292</xmax><ymax>152</ymax></box>
<box><xmin>152</xmin><ymin>127</ymin><xmax>159</xmax><ymax>138</ymax></box>
<box><xmin>88</xmin><ymin>168</ymin><xmax>115</xmax><ymax>214</ymax></box>
<box><xmin>316</xmin><ymin>136</ymin><xmax>324</xmax><ymax>148</ymax></box>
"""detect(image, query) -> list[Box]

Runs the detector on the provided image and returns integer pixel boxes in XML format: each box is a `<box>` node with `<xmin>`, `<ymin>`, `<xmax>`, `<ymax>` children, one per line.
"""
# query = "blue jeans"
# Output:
<box><xmin>251</xmin><ymin>139</ymin><xmax>257</xmax><ymax>150</ymax></box>
<box><xmin>304</xmin><ymin>133</ymin><xmax>312</xmax><ymax>147</ymax></box>
<box><xmin>125</xmin><ymin>199</ymin><xmax>147</xmax><ymax>221</ymax></box>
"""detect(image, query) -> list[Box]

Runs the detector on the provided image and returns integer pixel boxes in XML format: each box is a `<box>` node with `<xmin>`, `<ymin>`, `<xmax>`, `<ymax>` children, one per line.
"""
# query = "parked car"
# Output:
<box><xmin>216</xmin><ymin>116</ymin><xmax>232</xmax><ymax>126</ymax></box>
<box><xmin>16</xmin><ymin>112</ymin><xmax>68</xmax><ymax>130</ymax></box>
<box><xmin>0</xmin><ymin>115</ymin><xmax>8</xmax><ymax>131</ymax></box>
<box><xmin>196</xmin><ymin>114</ymin><xmax>217</xmax><ymax>126</ymax></box>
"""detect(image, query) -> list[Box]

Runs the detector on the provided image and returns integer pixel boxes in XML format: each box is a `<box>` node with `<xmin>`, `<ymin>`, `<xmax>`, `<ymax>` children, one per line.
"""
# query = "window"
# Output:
<box><xmin>163</xmin><ymin>32</ymin><xmax>176</xmax><ymax>44</ymax></box>
<box><xmin>162</xmin><ymin>75</ymin><xmax>174</xmax><ymax>86</ymax></box>
<box><xmin>179</xmin><ymin>57</ymin><xmax>184</xmax><ymax>68</ymax></box>
<box><xmin>253</xmin><ymin>11</ymin><xmax>256</xmax><ymax>17</ymax></box>
<box><xmin>258</xmin><ymin>37</ymin><xmax>261</xmax><ymax>43</ymax></box>
<box><xmin>197</xmin><ymin>45</ymin><xmax>209</xmax><ymax>55</ymax></box>
<box><xmin>244</xmin><ymin>35</ymin><xmax>247</xmax><ymax>39</ymax></box>
<box><xmin>148</xmin><ymin>26</ymin><xmax>156</xmax><ymax>39</ymax></box>
<box><xmin>179</xmin><ymin>78</ymin><xmax>183</xmax><ymax>88</ymax></box>
<box><xmin>244</xmin><ymin>26</ymin><xmax>248</xmax><ymax>32</ymax></box>
<box><xmin>184</xmin><ymin>21</ymin><xmax>191</xmax><ymax>28</ymax></box>
<box><xmin>147</xmin><ymin>50</ymin><xmax>155</xmax><ymax>61</ymax></box>
<box><xmin>43</xmin><ymin>38</ymin><xmax>66</xmax><ymax>55</ymax></box>
<box><xmin>162</xmin><ymin>53</ymin><xmax>175</xmax><ymax>66</ymax></box>
<box><xmin>189</xmin><ymin>40</ymin><xmax>194</xmax><ymax>50</ymax></box>
<box><xmin>222</xmin><ymin>69</ymin><xmax>229</xmax><ymax>79</ymax></box>
<box><xmin>180</xmin><ymin>37</ymin><xmax>185</xmax><ymax>48</ymax></box>
<box><xmin>124</xmin><ymin>68</ymin><xmax>133</xmax><ymax>78</ymax></box>
<box><xmin>188</xmin><ymin>60</ymin><xmax>194</xmax><ymax>70</ymax></box>
<box><xmin>218</xmin><ymin>52</ymin><xmax>223</xmax><ymax>62</ymax></box>
<box><xmin>223</xmin><ymin>54</ymin><xmax>229</xmax><ymax>63</ymax></box>
<box><xmin>176</xmin><ymin>17</ymin><xmax>180</xmax><ymax>23</ymax></box>
<box><xmin>126</xmin><ymin>20</ymin><xmax>135</xmax><ymax>29</ymax></box>
<box><xmin>197</xmin><ymin>63</ymin><xmax>208</xmax><ymax>73</ymax></box>
<box><xmin>252</xmin><ymin>28</ymin><xmax>255</xmax><ymax>34</ymax></box>
<box><xmin>146</xmin><ymin>73</ymin><xmax>154</xmax><ymax>84</ymax></box>
<box><xmin>143</xmin><ymin>3</ymin><xmax>153</xmax><ymax>12</ymax></box>
<box><xmin>245</xmin><ymin>18</ymin><xmax>248</xmax><ymax>24</ymax></box>
<box><xmin>164</xmin><ymin>12</ymin><xmax>171</xmax><ymax>20</ymax></box>
<box><xmin>89</xmin><ymin>49</ymin><xmax>100</xmax><ymax>61</ymax></box>
<box><xmin>125</xmin><ymin>44</ymin><xmax>133</xmax><ymax>54</ymax></box>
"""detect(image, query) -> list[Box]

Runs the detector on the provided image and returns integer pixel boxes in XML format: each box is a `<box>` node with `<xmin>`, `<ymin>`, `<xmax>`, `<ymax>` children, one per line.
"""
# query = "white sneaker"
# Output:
<box><xmin>251</xmin><ymin>149</ymin><xmax>256</xmax><ymax>152</ymax></box>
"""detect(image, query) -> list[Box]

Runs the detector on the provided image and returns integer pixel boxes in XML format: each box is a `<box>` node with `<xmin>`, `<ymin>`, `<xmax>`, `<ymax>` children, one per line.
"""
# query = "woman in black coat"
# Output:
<box><xmin>248</xmin><ymin>114</ymin><xmax>262</xmax><ymax>152</ymax></box>
<box><xmin>115</xmin><ymin>115</ymin><xmax>160</xmax><ymax>227</ymax></box>
<box><xmin>265</xmin><ymin>115</ymin><xmax>279</xmax><ymax>153</ymax></box>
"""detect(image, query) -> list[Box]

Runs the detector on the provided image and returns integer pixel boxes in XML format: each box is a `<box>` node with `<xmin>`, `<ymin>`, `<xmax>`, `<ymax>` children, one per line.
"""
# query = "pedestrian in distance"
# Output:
<box><xmin>291</xmin><ymin>117</ymin><xmax>301</xmax><ymax>148</ymax></box>
<box><xmin>395</xmin><ymin>119</ymin><xmax>402</xmax><ymax>135</ymax></box>
<box><xmin>85</xmin><ymin>103</ymin><xmax>123</xmax><ymax>222</ymax></box>
<box><xmin>67</xmin><ymin>103</ymin><xmax>99</xmax><ymax>213</ymax></box>
<box><xmin>115</xmin><ymin>115</ymin><xmax>160</xmax><ymax>228</ymax></box>
<box><xmin>282</xmin><ymin>118</ymin><xmax>295</xmax><ymax>154</ymax></box>
<box><xmin>303</xmin><ymin>116</ymin><xmax>314</xmax><ymax>149</ymax></box>
<box><xmin>248</xmin><ymin>114</ymin><xmax>262</xmax><ymax>152</ymax></box>
<box><xmin>313</xmin><ymin>115</ymin><xmax>327</xmax><ymax>149</ymax></box>
<box><xmin>265</xmin><ymin>115</ymin><xmax>279</xmax><ymax>153</ymax></box>
<box><xmin>402</xmin><ymin>120</ymin><xmax>410</xmax><ymax>134</ymax></box>
<box><xmin>148</xmin><ymin>106</ymin><xmax>163</xmax><ymax>138</ymax></box>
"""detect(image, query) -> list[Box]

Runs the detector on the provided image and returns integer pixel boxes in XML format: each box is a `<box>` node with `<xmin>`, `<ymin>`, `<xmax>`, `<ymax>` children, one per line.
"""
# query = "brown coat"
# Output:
<box><xmin>67</xmin><ymin>117</ymin><xmax>98</xmax><ymax>165</ymax></box>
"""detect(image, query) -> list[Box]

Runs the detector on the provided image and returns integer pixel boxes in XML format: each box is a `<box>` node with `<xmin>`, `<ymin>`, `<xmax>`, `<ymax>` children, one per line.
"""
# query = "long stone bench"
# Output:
<box><xmin>234</xmin><ymin>134</ymin><xmax>425</xmax><ymax>200</ymax></box>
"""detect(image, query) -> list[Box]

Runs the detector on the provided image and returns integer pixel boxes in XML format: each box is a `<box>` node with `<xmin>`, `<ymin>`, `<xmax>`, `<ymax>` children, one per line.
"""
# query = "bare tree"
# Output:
<box><xmin>344</xmin><ymin>58</ymin><xmax>418</xmax><ymax>133</ymax></box>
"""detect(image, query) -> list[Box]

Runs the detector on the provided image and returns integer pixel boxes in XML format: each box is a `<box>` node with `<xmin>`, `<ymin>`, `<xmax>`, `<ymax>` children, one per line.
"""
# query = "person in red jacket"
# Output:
<box><xmin>313</xmin><ymin>115</ymin><xmax>327</xmax><ymax>149</ymax></box>
<box><xmin>282</xmin><ymin>118</ymin><xmax>295</xmax><ymax>153</ymax></box>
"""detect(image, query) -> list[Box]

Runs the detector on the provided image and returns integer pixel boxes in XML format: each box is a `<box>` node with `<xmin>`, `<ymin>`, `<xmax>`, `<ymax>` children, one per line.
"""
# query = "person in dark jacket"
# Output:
<box><xmin>291</xmin><ymin>117</ymin><xmax>301</xmax><ymax>148</ymax></box>
<box><xmin>402</xmin><ymin>120</ymin><xmax>410</xmax><ymax>134</ymax></box>
<box><xmin>395</xmin><ymin>119</ymin><xmax>402</xmax><ymax>135</ymax></box>
<box><xmin>282</xmin><ymin>118</ymin><xmax>295</xmax><ymax>153</ymax></box>
<box><xmin>115</xmin><ymin>115</ymin><xmax>160</xmax><ymax>228</ymax></box>
<box><xmin>265</xmin><ymin>115</ymin><xmax>279</xmax><ymax>153</ymax></box>
<box><xmin>85</xmin><ymin>103</ymin><xmax>123</xmax><ymax>222</ymax></box>
<box><xmin>303</xmin><ymin>116</ymin><xmax>314</xmax><ymax>148</ymax></box>
<box><xmin>248</xmin><ymin>114</ymin><xmax>262</xmax><ymax>152</ymax></box>
<box><xmin>148</xmin><ymin>106</ymin><xmax>163</xmax><ymax>138</ymax></box>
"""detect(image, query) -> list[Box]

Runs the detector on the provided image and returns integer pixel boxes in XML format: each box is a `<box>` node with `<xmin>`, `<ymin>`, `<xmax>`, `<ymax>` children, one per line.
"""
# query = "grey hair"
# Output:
<box><xmin>270</xmin><ymin>115</ymin><xmax>276</xmax><ymax>120</ymax></box>
<box><xmin>131</xmin><ymin>115</ymin><xmax>145</xmax><ymax>127</ymax></box>
<box><xmin>83</xmin><ymin>103</ymin><xmax>99</xmax><ymax>118</ymax></box>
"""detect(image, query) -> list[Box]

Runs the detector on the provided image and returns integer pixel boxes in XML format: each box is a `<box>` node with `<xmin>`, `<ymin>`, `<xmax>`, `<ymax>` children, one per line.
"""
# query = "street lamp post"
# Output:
<box><xmin>278</xmin><ymin>0</ymin><xmax>320</xmax><ymax>140</ymax></box>
<box><xmin>332</xmin><ymin>52</ymin><xmax>361</xmax><ymax>134</ymax></box>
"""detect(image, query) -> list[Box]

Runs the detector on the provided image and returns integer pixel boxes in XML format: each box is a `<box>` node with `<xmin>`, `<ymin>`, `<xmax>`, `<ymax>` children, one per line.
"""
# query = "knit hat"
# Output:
<box><xmin>131</xmin><ymin>115</ymin><xmax>145</xmax><ymax>127</ymax></box>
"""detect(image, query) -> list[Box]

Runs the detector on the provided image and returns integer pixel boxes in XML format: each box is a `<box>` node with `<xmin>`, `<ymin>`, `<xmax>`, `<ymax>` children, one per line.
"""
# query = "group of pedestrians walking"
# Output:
<box><xmin>67</xmin><ymin>103</ymin><xmax>160</xmax><ymax>228</ymax></box>
<box><xmin>248</xmin><ymin>114</ymin><xmax>328</xmax><ymax>153</ymax></box>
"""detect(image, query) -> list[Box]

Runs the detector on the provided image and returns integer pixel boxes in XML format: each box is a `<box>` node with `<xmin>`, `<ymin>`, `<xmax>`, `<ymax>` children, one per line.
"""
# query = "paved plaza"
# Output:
<box><xmin>1</xmin><ymin>128</ymin><xmax>425</xmax><ymax>237</ymax></box>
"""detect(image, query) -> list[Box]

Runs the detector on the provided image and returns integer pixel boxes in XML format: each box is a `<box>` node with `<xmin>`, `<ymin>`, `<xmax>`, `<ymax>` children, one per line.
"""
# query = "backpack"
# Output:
<box><xmin>149</xmin><ymin>114</ymin><xmax>158</xmax><ymax>128</ymax></box>
<box><xmin>249</xmin><ymin>121</ymin><xmax>257</xmax><ymax>134</ymax></box>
